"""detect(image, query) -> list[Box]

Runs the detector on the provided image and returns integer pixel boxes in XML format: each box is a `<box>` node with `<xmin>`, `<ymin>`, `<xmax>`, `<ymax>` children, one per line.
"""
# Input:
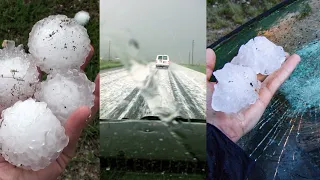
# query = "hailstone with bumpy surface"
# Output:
<box><xmin>231</xmin><ymin>36</ymin><xmax>286</xmax><ymax>75</ymax></box>
<box><xmin>28</xmin><ymin>15</ymin><xmax>91</xmax><ymax>73</ymax></box>
<box><xmin>212</xmin><ymin>63</ymin><xmax>261</xmax><ymax>113</ymax></box>
<box><xmin>34</xmin><ymin>69</ymin><xmax>95</xmax><ymax>124</ymax></box>
<box><xmin>0</xmin><ymin>98</ymin><xmax>68</xmax><ymax>171</ymax></box>
<box><xmin>0</xmin><ymin>44</ymin><xmax>39</xmax><ymax>112</ymax></box>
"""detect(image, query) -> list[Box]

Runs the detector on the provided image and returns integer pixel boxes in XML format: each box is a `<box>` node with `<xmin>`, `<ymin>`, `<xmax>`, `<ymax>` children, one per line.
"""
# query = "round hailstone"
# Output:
<box><xmin>34</xmin><ymin>69</ymin><xmax>95</xmax><ymax>124</ymax></box>
<box><xmin>0</xmin><ymin>98</ymin><xmax>68</xmax><ymax>171</ymax></box>
<box><xmin>74</xmin><ymin>11</ymin><xmax>90</xmax><ymax>26</ymax></box>
<box><xmin>212</xmin><ymin>63</ymin><xmax>261</xmax><ymax>113</ymax></box>
<box><xmin>0</xmin><ymin>43</ymin><xmax>39</xmax><ymax>112</ymax></box>
<box><xmin>231</xmin><ymin>36</ymin><xmax>286</xmax><ymax>75</ymax></box>
<box><xmin>28</xmin><ymin>15</ymin><xmax>91</xmax><ymax>73</ymax></box>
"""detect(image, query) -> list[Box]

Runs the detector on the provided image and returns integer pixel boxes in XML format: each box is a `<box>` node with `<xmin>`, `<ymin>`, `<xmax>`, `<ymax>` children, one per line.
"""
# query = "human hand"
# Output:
<box><xmin>206</xmin><ymin>48</ymin><xmax>300</xmax><ymax>142</ymax></box>
<box><xmin>0</xmin><ymin>45</ymin><xmax>100</xmax><ymax>180</ymax></box>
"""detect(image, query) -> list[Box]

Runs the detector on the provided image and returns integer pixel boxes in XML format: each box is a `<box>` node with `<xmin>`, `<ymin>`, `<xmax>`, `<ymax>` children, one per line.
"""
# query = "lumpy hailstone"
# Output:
<box><xmin>231</xmin><ymin>36</ymin><xmax>286</xmax><ymax>75</ymax></box>
<box><xmin>28</xmin><ymin>15</ymin><xmax>91</xmax><ymax>73</ymax></box>
<box><xmin>34</xmin><ymin>69</ymin><xmax>95</xmax><ymax>124</ymax></box>
<box><xmin>0</xmin><ymin>44</ymin><xmax>39</xmax><ymax>112</ymax></box>
<box><xmin>0</xmin><ymin>98</ymin><xmax>68</xmax><ymax>171</ymax></box>
<box><xmin>212</xmin><ymin>63</ymin><xmax>261</xmax><ymax>113</ymax></box>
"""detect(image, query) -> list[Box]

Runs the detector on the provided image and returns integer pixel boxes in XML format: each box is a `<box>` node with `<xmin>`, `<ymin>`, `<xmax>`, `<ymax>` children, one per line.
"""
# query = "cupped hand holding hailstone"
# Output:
<box><xmin>207</xmin><ymin>47</ymin><xmax>301</xmax><ymax>142</ymax></box>
<box><xmin>0</xmin><ymin>12</ymin><xmax>100</xmax><ymax>180</ymax></box>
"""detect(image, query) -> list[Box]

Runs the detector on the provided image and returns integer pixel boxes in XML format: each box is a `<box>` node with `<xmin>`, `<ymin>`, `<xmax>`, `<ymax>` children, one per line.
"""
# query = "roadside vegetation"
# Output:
<box><xmin>180</xmin><ymin>64</ymin><xmax>206</xmax><ymax>74</ymax></box>
<box><xmin>207</xmin><ymin>0</ymin><xmax>283</xmax><ymax>45</ymax></box>
<box><xmin>100</xmin><ymin>60</ymin><xmax>123</xmax><ymax>70</ymax></box>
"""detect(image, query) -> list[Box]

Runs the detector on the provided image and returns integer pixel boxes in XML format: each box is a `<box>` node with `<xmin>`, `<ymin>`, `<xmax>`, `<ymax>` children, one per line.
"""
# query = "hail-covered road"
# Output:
<box><xmin>100</xmin><ymin>63</ymin><xmax>206</xmax><ymax>120</ymax></box>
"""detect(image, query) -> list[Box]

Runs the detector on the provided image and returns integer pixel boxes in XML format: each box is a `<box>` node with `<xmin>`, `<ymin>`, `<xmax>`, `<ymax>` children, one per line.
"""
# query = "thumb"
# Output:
<box><xmin>62</xmin><ymin>106</ymin><xmax>91</xmax><ymax>157</ymax></box>
<box><xmin>206</xmin><ymin>48</ymin><xmax>216</xmax><ymax>81</ymax></box>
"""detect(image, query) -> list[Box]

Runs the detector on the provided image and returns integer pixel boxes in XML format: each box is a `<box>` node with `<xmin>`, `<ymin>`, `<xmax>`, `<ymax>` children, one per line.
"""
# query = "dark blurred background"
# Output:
<box><xmin>207</xmin><ymin>0</ymin><xmax>283</xmax><ymax>45</ymax></box>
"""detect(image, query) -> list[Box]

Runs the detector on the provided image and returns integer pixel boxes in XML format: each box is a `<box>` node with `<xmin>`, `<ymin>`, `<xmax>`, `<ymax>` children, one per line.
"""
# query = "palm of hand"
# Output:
<box><xmin>206</xmin><ymin>49</ymin><xmax>300</xmax><ymax>142</ymax></box>
<box><xmin>0</xmin><ymin>46</ymin><xmax>100</xmax><ymax>180</ymax></box>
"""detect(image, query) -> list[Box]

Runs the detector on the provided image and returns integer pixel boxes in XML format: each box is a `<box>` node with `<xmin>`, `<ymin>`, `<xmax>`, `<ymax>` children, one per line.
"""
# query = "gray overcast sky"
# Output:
<box><xmin>100</xmin><ymin>0</ymin><xmax>206</xmax><ymax>65</ymax></box>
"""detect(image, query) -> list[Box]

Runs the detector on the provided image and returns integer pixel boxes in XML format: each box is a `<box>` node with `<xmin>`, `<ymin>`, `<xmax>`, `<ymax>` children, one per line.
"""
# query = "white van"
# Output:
<box><xmin>155</xmin><ymin>55</ymin><xmax>170</xmax><ymax>68</ymax></box>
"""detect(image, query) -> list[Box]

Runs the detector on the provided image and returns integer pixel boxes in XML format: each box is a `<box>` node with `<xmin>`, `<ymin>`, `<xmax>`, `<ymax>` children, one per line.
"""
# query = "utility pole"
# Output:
<box><xmin>191</xmin><ymin>40</ymin><xmax>194</xmax><ymax>65</ymax></box>
<box><xmin>188</xmin><ymin>51</ymin><xmax>190</xmax><ymax>65</ymax></box>
<box><xmin>108</xmin><ymin>40</ymin><xmax>111</xmax><ymax>61</ymax></box>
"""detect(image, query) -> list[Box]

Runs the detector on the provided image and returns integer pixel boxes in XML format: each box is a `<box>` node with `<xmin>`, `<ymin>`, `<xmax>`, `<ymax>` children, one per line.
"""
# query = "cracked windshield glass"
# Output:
<box><xmin>208</xmin><ymin>0</ymin><xmax>320</xmax><ymax>179</ymax></box>
<box><xmin>100</xmin><ymin>0</ymin><xmax>206</xmax><ymax>179</ymax></box>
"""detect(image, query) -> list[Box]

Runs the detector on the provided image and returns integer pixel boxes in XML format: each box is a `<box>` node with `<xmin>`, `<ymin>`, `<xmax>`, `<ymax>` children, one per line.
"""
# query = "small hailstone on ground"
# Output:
<box><xmin>0</xmin><ymin>98</ymin><xmax>69</xmax><ymax>171</ymax></box>
<box><xmin>231</xmin><ymin>36</ymin><xmax>286</xmax><ymax>75</ymax></box>
<box><xmin>0</xmin><ymin>42</ymin><xmax>39</xmax><ymax>112</ymax></box>
<box><xmin>212</xmin><ymin>63</ymin><xmax>261</xmax><ymax>113</ymax></box>
<box><xmin>34</xmin><ymin>69</ymin><xmax>95</xmax><ymax>124</ymax></box>
<box><xmin>28</xmin><ymin>15</ymin><xmax>91</xmax><ymax>73</ymax></box>
<box><xmin>74</xmin><ymin>11</ymin><xmax>90</xmax><ymax>26</ymax></box>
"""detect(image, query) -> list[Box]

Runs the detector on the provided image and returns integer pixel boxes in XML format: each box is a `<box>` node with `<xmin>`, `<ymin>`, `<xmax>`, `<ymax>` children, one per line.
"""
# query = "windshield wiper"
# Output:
<box><xmin>140</xmin><ymin>116</ymin><xmax>161</xmax><ymax>120</ymax></box>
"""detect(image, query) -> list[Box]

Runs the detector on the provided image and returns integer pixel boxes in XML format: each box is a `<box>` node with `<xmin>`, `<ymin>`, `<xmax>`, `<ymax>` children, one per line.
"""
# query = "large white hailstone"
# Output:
<box><xmin>212</xmin><ymin>63</ymin><xmax>261</xmax><ymax>113</ymax></box>
<box><xmin>0</xmin><ymin>42</ymin><xmax>39</xmax><ymax>112</ymax></box>
<box><xmin>74</xmin><ymin>11</ymin><xmax>90</xmax><ymax>26</ymax></box>
<box><xmin>34</xmin><ymin>69</ymin><xmax>95</xmax><ymax>124</ymax></box>
<box><xmin>28</xmin><ymin>15</ymin><xmax>91</xmax><ymax>73</ymax></box>
<box><xmin>231</xmin><ymin>36</ymin><xmax>286</xmax><ymax>75</ymax></box>
<box><xmin>0</xmin><ymin>98</ymin><xmax>68</xmax><ymax>171</ymax></box>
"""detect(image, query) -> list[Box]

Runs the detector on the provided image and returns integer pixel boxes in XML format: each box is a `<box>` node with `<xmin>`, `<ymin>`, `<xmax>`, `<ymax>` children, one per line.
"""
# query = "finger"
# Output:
<box><xmin>90</xmin><ymin>74</ymin><xmax>100</xmax><ymax>120</ymax></box>
<box><xmin>207</xmin><ymin>82</ymin><xmax>216</xmax><ymax>96</ymax></box>
<box><xmin>243</xmin><ymin>54</ymin><xmax>300</xmax><ymax>131</ymax></box>
<box><xmin>262</xmin><ymin>54</ymin><xmax>300</xmax><ymax>99</ymax></box>
<box><xmin>80</xmin><ymin>45</ymin><xmax>94</xmax><ymax>71</ymax></box>
<box><xmin>206</xmin><ymin>48</ymin><xmax>216</xmax><ymax>81</ymax></box>
<box><xmin>62</xmin><ymin>106</ymin><xmax>91</xmax><ymax>157</ymax></box>
<box><xmin>285</xmin><ymin>52</ymin><xmax>290</xmax><ymax>58</ymax></box>
<box><xmin>206</xmin><ymin>82</ymin><xmax>216</xmax><ymax>110</ymax></box>
<box><xmin>257</xmin><ymin>74</ymin><xmax>267</xmax><ymax>81</ymax></box>
<box><xmin>37</xmin><ymin>67</ymin><xmax>43</xmax><ymax>80</ymax></box>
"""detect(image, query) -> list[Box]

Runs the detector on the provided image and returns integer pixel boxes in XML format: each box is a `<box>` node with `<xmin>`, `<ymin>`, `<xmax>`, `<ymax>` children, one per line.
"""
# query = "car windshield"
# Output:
<box><xmin>157</xmin><ymin>56</ymin><xmax>163</xmax><ymax>60</ymax></box>
<box><xmin>100</xmin><ymin>118</ymin><xmax>206</xmax><ymax>179</ymax></box>
<box><xmin>163</xmin><ymin>56</ymin><xmax>168</xmax><ymax>60</ymax></box>
<box><xmin>208</xmin><ymin>0</ymin><xmax>320</xmax><ymax>179</ymax></box>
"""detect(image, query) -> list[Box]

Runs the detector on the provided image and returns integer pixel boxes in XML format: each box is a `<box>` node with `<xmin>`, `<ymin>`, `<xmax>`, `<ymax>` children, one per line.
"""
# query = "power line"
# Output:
<box><xmin>108</xmin><ymin>40</ymin><xmax>111</xmax><ymax>61</ymax></box>
<box><xmin>191</xmin><ymin>40</ymin><xmax>194</xmax><ymax>65</ymax></box>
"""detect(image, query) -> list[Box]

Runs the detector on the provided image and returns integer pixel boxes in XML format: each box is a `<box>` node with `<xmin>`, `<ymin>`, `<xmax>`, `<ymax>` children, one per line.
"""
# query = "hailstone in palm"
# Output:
<box><xmin>212</xmin><ymin>63</ymin><xmax>261</xmax><ymax>113</ymax></box>
<box><xmin>0</xmin><ymin>42</ymin><xmax>39</xmax><ymax>112</ymax></box>
<box><xmin>212</xmin><ymin>36</ymin><xmax>285</xmax><ymax>113</ymax></box>
<box><xmin>0</xmin><ymin>98</ymin><xmax>68</xmax><ymax>171</ymax></box>
<box><xmin>231</xmin><ymin>36</ymin><xmax>286</xmax><ymax>75</ymax></box>
<box><xmin>28</xmin><ymin>15</ymin><xmax>91</xmax><ymax>73</ymax></box>
<box><xmin>34</xmin><ymin>69</ymin><xmax>95</xmax><ymax>124</ymax></box>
